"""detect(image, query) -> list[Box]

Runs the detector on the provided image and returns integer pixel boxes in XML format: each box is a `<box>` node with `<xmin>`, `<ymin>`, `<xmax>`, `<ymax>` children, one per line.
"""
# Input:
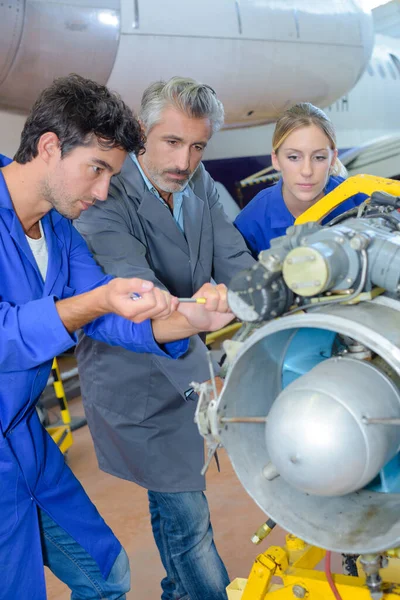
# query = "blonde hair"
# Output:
<box><xmin>272</xmin><ymin>102</ymin><xmax>346</xmax><ymax>178</ymax></box>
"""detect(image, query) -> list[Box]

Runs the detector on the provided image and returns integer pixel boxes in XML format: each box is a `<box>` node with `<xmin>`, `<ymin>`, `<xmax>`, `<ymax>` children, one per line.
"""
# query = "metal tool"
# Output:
<box><xmin>130</xmin><ymin>292</ymin><xmax>142</xmax><ymax>301</ymax></box>
<box><xmin>178</xmin><ymin>297</ymin><xmax>207</xmax><ymax>303</ymax></box>
<box><xmin>131</xmin><ymin>293</ymin><xmax>206</xmax><ymax>304</ymax></box>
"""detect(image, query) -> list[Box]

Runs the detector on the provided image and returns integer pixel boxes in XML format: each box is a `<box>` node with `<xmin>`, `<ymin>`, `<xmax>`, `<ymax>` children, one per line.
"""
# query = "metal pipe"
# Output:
<box><xmin>363</xmin><ymin>417</ymin><xmax>400</xmax><ymax>425</ymax></box>
<box><xmin>132</xmin><ymin>0</ymin><xmax>139</xmax><ymax>29</ymax></box>
<box><xmin>220</xmin><ymin>416</ymin><xmax>267</xmax><ymax>423</ymax></box>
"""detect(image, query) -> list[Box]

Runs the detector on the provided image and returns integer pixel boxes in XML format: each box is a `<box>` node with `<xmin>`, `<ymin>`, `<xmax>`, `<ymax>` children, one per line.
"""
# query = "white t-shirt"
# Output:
<box><xmin>26</xmin><ymin>220</ymin><xmax>48</xmax><ymax>281</ymax></box>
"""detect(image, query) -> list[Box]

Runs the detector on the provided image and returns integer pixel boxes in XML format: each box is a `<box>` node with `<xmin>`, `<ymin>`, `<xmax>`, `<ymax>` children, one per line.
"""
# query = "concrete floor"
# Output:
<box><xmin>45</xmin><ymin>396</ymin><xmax>341</xmax><ymax>599</ymax></box>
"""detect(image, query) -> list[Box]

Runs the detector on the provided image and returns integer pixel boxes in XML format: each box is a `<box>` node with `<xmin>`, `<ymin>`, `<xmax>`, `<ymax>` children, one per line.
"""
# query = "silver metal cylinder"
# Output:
<box><xmin>266</xmin><ymin>357</ymin><xmax>400</xmax><ymax>496</ymax></box>
<box><xmin>214</xmin><ymin>296</ymin><xmax>400</xmax><ymax>554</ymax></box>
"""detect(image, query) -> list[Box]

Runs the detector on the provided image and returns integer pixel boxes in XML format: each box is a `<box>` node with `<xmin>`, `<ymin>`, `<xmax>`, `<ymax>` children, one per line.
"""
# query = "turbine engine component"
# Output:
<box><xmin>228</xmin><ymin>191</ymin><xmax>400</xmax><ymax>322</ymax></box>
<box><xmin>196</xmin><ymin>186</ymin><xmax>400</xmax><ymax>556</ymax></box>
<box><xmin>199</xmin><ymin>299</ymin><xmax>400</xmax><ymax>554</ymax></box>
<box><xmin>266</xmin><ymin>357</ymin><xmax>400</xmax><ymax>496</ymax></box>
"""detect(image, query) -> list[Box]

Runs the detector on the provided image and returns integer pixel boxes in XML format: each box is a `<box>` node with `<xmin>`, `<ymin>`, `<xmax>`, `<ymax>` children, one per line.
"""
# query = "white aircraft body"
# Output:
<box><xmin>0</xmin><ymin>1</ymin><xmax>398</xmax><ymax>190</ymax></box>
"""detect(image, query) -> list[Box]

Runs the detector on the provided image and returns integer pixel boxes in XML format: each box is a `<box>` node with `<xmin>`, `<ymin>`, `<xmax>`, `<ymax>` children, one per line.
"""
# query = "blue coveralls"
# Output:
<box><xmin>234</xmin><ymin>176</ymin><xmax>367</xmax><ymax>257</ymax></box>
<box><xmin>0</xmin><ymin>155</ymin><xmax>188</xmax><ymax>599</ymax></box>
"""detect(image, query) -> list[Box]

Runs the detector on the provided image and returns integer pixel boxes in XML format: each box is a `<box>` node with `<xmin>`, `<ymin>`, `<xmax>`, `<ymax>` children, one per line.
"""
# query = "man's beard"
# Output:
<box><xmin>145</xmin><ymin>164</ymin><xmax>195</xmax><ymax>194</ymax></box>
<box><xmin>40</xmin><ymin>178</ymin><xmax>81</xmax><ymax>220</ymax></box>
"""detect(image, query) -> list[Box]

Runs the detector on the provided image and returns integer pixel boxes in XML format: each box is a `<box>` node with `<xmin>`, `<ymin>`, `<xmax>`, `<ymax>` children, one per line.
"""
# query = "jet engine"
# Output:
<box><xmin>196</xmin><ymin>180</ymin><xmax>400</xmax><ymax>562</ymax></box>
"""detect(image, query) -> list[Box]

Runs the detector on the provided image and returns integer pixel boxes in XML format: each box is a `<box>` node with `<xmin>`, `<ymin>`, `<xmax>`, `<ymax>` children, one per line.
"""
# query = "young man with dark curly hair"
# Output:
<box><xmin>0</xmin><ymin>73</ymin><xmax>233</xmax><ymax>600</ymax></box>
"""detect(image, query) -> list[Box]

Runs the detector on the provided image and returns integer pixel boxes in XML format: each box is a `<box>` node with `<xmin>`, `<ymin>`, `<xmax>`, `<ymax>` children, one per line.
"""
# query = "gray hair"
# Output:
<box><xmin>139</xmin><ymin>76</ymin><xmax>225</xmax><ymax>135</ymax></box>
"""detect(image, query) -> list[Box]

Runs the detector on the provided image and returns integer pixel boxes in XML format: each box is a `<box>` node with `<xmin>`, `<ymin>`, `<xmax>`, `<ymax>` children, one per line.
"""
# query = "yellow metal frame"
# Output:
<box><xmin>46</xmin><ymin>358</ymin><xmax>73</xmax><ymax>454</ymax></box>
<box><xmin>295</xmin><ymin>174</ymin><xmax>400</xmax><ymax>225</ymax></box>
<box><xmin>205</xmin><ymin>322</ymin><xmax>242</xmax><ymax>346</ymax></box>
<box><xmin>227</xmin><ymin>535</ymin><xmax>400</xmax><ymax>599</ymax></box>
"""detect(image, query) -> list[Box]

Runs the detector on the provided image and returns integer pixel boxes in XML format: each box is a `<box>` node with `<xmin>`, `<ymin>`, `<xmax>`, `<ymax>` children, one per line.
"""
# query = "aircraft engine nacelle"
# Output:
<box><xmin>0</xmin><ymin>1</ymin><xmax>120</xmax><ymax>114</ymax></box>
<box><xmin>196</xmin><ymin>188</ymin><xmax>400</xmax><ymax>555</ymax></box>
<box><xmin>0</xmin><ymin>1</ymin><xmax>373</xmax><ymax>128</ymax></box>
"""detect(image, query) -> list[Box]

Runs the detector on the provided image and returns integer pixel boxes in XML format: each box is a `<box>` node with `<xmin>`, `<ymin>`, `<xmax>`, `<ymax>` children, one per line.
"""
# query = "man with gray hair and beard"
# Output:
<box><xmin>75</xmin><ymin>77</ymin><xmax>255</xmax><ymax>600</ymax></box>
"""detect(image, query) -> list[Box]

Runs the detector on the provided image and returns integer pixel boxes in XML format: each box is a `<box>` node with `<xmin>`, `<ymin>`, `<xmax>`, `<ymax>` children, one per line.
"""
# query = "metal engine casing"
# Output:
<box><xmin>210</xmin><ymin>297</ymin><xmax>400</xmax><ymax>554</ymax></box>
<box><xmin>197</xmin><ymin>191</ymin><xmax>400</xmax><ymax>556</ymax></box>
<box><xmin>266</xmin><ymin>356</ymin><xmax>400</xmax><ymax>496</ymax></box>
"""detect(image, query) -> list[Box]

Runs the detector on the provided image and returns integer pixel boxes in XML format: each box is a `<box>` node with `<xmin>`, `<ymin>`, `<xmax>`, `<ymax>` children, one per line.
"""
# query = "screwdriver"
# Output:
<box><xmin>131</xmin><ymin>292</ymin><xmax>206</xmax><ymax>304</ymax></box>
<box><xmin>178</xmin><ymin>298</ymin><xmax>207</xmax><ymax>304</ymax></box>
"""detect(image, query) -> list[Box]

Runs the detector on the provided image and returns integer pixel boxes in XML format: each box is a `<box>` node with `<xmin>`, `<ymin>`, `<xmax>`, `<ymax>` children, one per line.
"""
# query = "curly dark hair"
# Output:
<box><xmin>14</xmin><ymin>73</ymin><xmax>145</xmax><ymax>163</ymax></box>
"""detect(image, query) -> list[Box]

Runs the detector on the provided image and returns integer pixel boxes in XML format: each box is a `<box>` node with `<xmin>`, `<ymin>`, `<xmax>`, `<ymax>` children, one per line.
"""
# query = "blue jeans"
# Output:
<box><xmin>148</xmin><ymin>490</ymin><xmax>230</xmax><ymax>600</ymax></box>
<box><xmin>38</xmin><ymin>508</ymin><xmax>130</xmax><ymax>599</ymax></box>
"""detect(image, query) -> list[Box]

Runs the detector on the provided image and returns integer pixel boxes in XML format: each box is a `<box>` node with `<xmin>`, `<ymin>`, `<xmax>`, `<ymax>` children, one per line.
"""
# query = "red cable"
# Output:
<box><xmin>325</xmin><ymin>551</ymin><xmax>344</xmax><ymax>600</ymax></box>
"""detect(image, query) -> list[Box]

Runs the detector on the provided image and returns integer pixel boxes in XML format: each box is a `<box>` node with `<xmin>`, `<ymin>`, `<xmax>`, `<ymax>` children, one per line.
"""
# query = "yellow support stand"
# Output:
<box><xmin>45</xmin><ymin>357</ymin><xmax>73</xmax><ymax>455</ymax></box>
<box><xmin>227</xmin><ymin>535</ymin><xmax>400</xmax><ymax>599</ymax></box>
<box><xmin>295</xmin><ymin>174</ymin><xmax>400</xmax><ymax>225</ymax></box>
<box><xmin>205</xmin><ymin>322</ymin><xmax>242</xmax><ymax>346</ymax></box>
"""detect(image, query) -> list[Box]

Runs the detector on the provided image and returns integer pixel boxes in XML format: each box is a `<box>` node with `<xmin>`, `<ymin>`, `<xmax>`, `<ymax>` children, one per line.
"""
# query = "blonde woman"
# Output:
<box><xmin>234</xmin><ymin>102</ymin><xmax>367</xmax><ymax>257</ymax></box>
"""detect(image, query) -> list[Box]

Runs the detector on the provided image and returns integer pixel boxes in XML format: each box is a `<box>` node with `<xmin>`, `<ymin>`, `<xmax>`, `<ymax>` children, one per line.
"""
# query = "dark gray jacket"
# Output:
<box><xmin>74</xmin><ymin>157</ymin><xmax>254</xmax><ymax>492</ymax></box>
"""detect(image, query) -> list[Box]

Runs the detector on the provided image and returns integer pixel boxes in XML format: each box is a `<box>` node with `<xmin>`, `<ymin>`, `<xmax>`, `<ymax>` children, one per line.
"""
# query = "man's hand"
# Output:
<box><xmin>177</xmin><ymin>283</ymin><xmax>234</xmax><ymax>332</ymax></box>
<box><xmin>103</xmin><ymin>278</ymin><xmax>178</xmax><ymax>323</ymax></box>
<box><xmin>56</xmin><ymin>277</ymin><xmax>179</xmax><ymax>334</ymax></box>
<box><xmin>150</xmin><ymin>283</ymin><xmax>235</xmax><ymax>344</ymax></box>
